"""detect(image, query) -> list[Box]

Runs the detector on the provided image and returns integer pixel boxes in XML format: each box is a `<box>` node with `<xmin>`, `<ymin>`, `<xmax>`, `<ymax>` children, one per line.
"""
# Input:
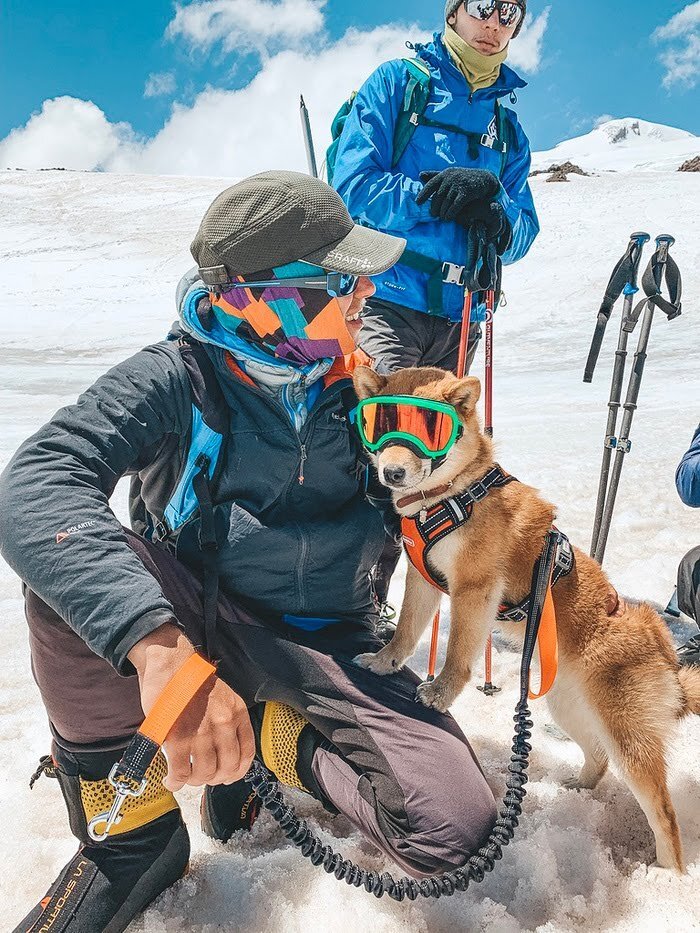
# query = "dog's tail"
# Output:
<box><xmin>678</xmin><ymin>665</ymin><xmax>700</xmax><ymax>716</ymax></box>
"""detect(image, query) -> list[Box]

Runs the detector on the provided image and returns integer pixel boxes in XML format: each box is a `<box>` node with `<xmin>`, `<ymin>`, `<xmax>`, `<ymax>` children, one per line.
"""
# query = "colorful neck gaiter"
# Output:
<box><xmin>209</xmin><ymin>267</ymin><xmax>356</xmax><ymax>366</ymax></box>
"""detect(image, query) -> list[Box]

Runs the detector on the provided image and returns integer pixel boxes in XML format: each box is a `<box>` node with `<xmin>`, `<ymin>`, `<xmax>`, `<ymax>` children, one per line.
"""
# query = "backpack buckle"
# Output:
<box><xmin>480</xmin><ymin>134</ymin><xmax>507</xmax><ymax>154</ymax></box>
<box><xmin>152</xmin><ymin>519</ymin><xmax>170</xmax><ymax>544</ymax></box>
<box><xmin>409</xmin><ymin>112</ymin><xmax>420</xmax><ymax>126</ymax></box>
<box><xmin>442</xmin><ymin>262</ymin><xmax>465</xmax><ymax>286</ymax></box>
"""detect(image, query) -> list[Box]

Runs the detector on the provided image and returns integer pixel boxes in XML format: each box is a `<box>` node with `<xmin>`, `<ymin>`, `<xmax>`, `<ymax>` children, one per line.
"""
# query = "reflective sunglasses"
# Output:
<box><xmin>464</xmin><ymin>0</ymin><xmax>524</xmax><ymax>29</ymax></box>
<box><xmin>356</xmin><ymin>396</ymin><xmax>463</xmax><ymax>460</ymax></box>
<box><xmin>221</xmin><ymin>269</ymin><xmax>359</xmax><ymax>299</ymax></box>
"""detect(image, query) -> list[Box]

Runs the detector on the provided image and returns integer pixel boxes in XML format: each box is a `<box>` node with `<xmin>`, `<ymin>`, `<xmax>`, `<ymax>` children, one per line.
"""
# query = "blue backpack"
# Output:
<box><xmin>326</xmin><ymin>57</ymin><xmax>514</xmax><ymax>185</ymax></box>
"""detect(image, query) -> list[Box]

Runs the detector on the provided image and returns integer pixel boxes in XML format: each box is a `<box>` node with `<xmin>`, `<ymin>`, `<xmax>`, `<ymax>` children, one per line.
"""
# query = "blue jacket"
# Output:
<box><xmin>332</xmin><ymin>34</ymin><xmax>540</xmax><ymax>322</ymax></box>
<box><xmin>676</xmin><ymin>424</ymin><xmax>700</xmax><ymax>508</ymax></box>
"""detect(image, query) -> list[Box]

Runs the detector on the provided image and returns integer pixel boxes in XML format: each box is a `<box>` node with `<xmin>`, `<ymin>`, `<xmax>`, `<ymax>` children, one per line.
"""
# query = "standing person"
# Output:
<box><xmin>332</xmin><ymin>0</ymin><xmax>539</xmax><ymax>377</ymax></box>
<box><xmin>676</xmin><ymin>424</ymin><xmax>700</xmax><ymax>665</ymax></box>
<box><xmin>0</xmin><ymin>172</ymin><xmax>497</xmax><ymax>933</ymax></box>
<box><xmin>331</xmin><ymin>0</ymin><xmax>540</xmax><ymax>603</ymax></box>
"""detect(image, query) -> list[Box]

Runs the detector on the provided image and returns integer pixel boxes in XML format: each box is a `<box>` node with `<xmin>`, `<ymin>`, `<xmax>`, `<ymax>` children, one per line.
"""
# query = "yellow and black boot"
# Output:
<box><xmin>201</xmin><ymin>702</ymin><xmax>336</xmax><ymax>843</ymax></box>
<box><xmin>14</xmin><ymin>743</ymin><xmax>190</xmax><ymax>933</ymax></box>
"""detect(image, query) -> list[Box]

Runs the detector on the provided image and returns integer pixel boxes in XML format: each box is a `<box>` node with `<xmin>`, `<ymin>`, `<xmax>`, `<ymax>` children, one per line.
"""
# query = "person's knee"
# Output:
<box><xmin>383</xmin><ymin>746</ymin><xmax>497</xmax><ymax>878</ymax></box>
<box><xmin>678</xmin><ymin>545</ymin><xmax>700</xmax><ymax>621</ymax></box>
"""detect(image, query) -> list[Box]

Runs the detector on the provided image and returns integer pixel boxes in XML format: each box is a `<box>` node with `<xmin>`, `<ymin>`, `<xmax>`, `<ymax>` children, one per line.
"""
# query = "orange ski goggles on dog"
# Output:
<box><xmin>356</xmin><ymin>396</ymin><xmax>463</xmax><ymax>459</ymax></box>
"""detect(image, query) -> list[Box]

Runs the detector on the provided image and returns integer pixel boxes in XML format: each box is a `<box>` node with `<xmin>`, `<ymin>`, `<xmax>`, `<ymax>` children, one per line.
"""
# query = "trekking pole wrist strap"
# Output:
<box><xmin>87</xmin><ymin>653</ymin><xmax>217</xmax><ymax>842</ymax></box>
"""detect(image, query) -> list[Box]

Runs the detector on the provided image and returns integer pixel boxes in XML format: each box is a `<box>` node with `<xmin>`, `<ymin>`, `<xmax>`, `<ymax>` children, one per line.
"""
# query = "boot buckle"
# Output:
<box><xmin>87</xmin><ymin>763</ymin><xmax>148</xmax><ymax>842</ymax></box>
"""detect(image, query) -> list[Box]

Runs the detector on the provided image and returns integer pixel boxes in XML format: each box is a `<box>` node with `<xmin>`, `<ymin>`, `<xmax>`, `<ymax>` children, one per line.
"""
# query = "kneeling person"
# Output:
<box><xmin>0</xmin><ymin>171</ymin><xmax>497</xmax><ymax>932</ymax></box>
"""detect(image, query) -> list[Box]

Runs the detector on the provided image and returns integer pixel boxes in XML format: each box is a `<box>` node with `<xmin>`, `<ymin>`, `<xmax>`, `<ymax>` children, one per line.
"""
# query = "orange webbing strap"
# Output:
<box><xmin>427</xmin><ymin>610</ymin><xmax>440</xmax><ymax>681</ymax></box>
<box><xmin>528</xmin><ymin>581</ymin><xmax>559</xmax><ymax>700</ymax></box>
<box><xmin>140</xmin><ymin>653</ymin><xmax>218</xmax><ymax>746</ymax></box>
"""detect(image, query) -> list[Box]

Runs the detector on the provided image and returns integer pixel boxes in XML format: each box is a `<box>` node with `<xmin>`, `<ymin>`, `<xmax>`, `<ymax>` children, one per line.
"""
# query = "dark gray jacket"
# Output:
<box><xmin>0</xmin><ymin>331</ymin><xmax>385</xmax><ymax>673</ymax></box>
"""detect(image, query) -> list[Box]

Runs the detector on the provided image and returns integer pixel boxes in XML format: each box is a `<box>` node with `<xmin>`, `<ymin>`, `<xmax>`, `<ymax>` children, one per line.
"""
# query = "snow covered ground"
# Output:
<box><xmin>1</xmin><ymin>167</ymin><xmax>699</xmax><ymax>931</ymax></box>
<box><xmin>531</xmin><ymin>117</ymin><xmax>699</xmax><ymax>174</ymax></box>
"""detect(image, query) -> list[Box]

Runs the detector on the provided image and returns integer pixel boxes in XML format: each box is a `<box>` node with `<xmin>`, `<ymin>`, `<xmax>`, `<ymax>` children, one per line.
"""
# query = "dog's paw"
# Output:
<box><xmin>562</xmin><ymin>775</ymin><xmax>587</xmax><ymax>791</ymax></box>
<box><xmin>415</xmin><ymin>677</ymin><xmax>459</xmax><ymax>712</ymax></box>
<box><xmin>353</xmin><ymin>650</ymin><xmax>402</xmax><ymax>676</ymax></box>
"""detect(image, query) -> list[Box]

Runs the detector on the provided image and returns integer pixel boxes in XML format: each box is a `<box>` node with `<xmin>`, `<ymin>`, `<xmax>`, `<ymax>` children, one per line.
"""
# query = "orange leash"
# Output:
<box><xmin>528</xmin><ymin>583</ymin><xmax>559</xmax><ymax>700</ymax></box>
<box><xmin>88</xmin><ymin>653</ymin><xmax>217</xmax><ymax>842</ymax></box>
<box><xmin>139</xmin><ymin>653</ymin><xmax>217</xmax><ymax>745</ymax></box>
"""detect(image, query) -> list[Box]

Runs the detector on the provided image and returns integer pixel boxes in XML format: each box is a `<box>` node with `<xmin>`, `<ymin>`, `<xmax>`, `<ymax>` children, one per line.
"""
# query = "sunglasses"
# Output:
<box><xmin>357</xmin><ymin>396</ymin><xmax>463</xmax><ymax>460</ymax></box>
<box><xmin>220</xmin><ymin>268</ymin><xmax>359</xmax><ymax>299</ymax></box>
<box><xmin>464</xmin><ymin>0</ymin><xmax>524</xmax><ymax>29</ymax></box>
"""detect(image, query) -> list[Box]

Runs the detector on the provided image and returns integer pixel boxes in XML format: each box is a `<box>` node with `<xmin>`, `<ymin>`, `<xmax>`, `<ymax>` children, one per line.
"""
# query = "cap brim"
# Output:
<box><xmin>302</xmin><ymin>223</ymin><xmax>406</xmax><ymax>276</ymax></box>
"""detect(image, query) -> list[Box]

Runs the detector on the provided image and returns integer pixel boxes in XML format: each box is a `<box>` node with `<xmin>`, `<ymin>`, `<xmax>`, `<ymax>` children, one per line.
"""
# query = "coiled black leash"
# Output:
<box><xmin>242</xmin><ymin>531</ymin><xmax>562</xmax><ymax>901</ymax></box>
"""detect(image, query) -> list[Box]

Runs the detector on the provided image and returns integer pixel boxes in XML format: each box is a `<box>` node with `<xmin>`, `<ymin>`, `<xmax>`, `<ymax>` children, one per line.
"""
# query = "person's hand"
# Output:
<box><xmin>128</xmin><ymin>623</ymin><xmax>255</xmax><ymax>791</ymax></box>
<box><xmin>416</xmin><ymin>168</ymin><xmax>500</xmax><ymax>221</ymax></box>
<box><xmin>457</xmin><ymin>200</ymin><xmax>512</xmax><ymax>254</ymax></box>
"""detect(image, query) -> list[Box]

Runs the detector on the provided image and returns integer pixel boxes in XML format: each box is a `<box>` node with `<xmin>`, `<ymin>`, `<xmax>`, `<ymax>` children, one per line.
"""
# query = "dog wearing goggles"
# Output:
<box><xmin>353</xmin><ymin>365</ymin><xmax>700</xmax><ymax>873</ymax></box>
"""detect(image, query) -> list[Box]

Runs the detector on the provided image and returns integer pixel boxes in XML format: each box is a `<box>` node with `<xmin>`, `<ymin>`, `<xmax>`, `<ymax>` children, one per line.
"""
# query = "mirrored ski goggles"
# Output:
<box><xmin>219</xmin><ymin>267</ymin><xmax>359</xmax><ymax>299</ymax></box>
<box><xmin>357</xmin><ymin>396</ymin><xmax>463</xmax><ymax>459</ymax></box>
<box><xmin>464</xmin><ymin>0</ymin><xmax>524</xmax><ymax>28</ymax></box>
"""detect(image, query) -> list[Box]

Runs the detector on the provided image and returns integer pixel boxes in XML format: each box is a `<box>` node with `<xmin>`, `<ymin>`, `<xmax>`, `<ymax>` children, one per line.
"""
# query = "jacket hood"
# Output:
<box><xmin>173</xmin><ymin>267</ymin><xmax>332</xmax><ymax>389</ymax></box>
<box><xmin>413</xmin><ymin>32</ymin><xmax>527</xmax><ymax>98</ymax></box>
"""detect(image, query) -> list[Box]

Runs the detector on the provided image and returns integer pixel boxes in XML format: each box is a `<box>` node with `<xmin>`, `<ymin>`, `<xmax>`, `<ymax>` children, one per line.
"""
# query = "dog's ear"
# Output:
<box><xmin>353</xmin><ymin>366</ymin><xmax>388</xmax><ymax>400</ymax></box>
<box><xmin>444</xmin><ymin>376</ymin><xmax>481</xmax><ymax>413</ymax></box>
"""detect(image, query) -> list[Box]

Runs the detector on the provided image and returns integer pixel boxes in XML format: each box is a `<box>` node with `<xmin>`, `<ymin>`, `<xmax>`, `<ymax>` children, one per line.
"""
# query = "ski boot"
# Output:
<box><xmin>201</xmin><ymin>702</ymin><xmax>336</xmax><ymax>843</ymax></box>
<box><xmin>14</xmin><ymin>742</ymin><xmax>190</xmax><ymax>933</ymax></box>
<box><xmin>678</xmin><ymin>634</ymin><xmax>700</xmax><ymax>667</ymax></box>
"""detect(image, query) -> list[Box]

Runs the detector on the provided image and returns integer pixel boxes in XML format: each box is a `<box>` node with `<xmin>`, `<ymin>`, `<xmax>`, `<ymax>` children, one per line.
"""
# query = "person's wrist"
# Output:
<box><xmin>127</xmin><ymin>622</ymin><xmax>195</xmax><ymax>679</ymax></box>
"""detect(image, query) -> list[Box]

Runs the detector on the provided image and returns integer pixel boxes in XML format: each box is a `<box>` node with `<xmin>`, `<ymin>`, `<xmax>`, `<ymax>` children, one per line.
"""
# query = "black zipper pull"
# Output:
<box><xmin>195</xmin><ymin>453</ymin><xmax>210</xmax><ymax>472</ymax></box>
<box><xmin>298</xmin><ymin>445</ymin><xmax>307</xmax><ymax>485</ymax></box>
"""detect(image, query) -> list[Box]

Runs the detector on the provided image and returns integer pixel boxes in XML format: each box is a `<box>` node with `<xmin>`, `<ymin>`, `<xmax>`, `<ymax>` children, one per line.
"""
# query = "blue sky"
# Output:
<box><xmin>0</xmin><ymin>0</ymin><xmax>698</xmax><ymax>174</ymax></box>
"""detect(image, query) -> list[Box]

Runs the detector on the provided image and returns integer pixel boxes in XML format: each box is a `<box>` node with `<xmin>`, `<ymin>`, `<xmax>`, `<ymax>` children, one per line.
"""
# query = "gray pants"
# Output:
<box><xmin>358</xmin><ymin>298</ymin><xmax>481</xmax><ymax>376</ymax></box>
<box><xmin>25</xmin><ymin>529</ymin><xmax>496</xmax><ymax>879</ymax></box>
<box><xmin>678</xmin><ymin>545</ymin><xmax>700</xmax><ymax>623</ymax></box>
<box><xmin>359</xmin><ymin>298</ymin><xmax>482</xmax><ymax>603</ymax></box>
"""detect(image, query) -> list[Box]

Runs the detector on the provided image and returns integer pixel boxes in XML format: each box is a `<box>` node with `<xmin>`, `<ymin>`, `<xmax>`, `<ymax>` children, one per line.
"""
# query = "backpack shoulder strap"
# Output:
<box><xmin>392</xmin><ymin>57</ymin><xmax>432</xmax><ymax>168</ymax></box>
<box><xmin>495</xmin><ymin>99</ymin><xmax>518</xmax><ymax>177</ymax></box>
<box><xmin>154</xmin><ymin>338</ymin><xmax>228</xmax><ymax>541</ymax></box>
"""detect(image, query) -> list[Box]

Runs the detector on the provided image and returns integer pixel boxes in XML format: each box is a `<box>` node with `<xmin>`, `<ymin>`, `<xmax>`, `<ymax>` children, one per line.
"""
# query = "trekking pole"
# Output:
<box><xmin>593</xmin><ymin>234</ymin><xmax>682</xmax><ymax>565</ymax></box>
<box><xmin>587</xmin><ymin>232</ymin><xmax>650</xmax><ymax>558</ymax></box>
<box><xmin>478</xmin><ymin>285</ymin><xmax>501</xmax><ymax>697</ymax></box>
<box><xmin>299</xmin><ymin>95</ymin><xmax>318</xmax><ymax>178</ymax></box>
<box><xmin>426</xmin><ymin>287</ymin><xmax>473</xmax><ymax>682</ymax></box>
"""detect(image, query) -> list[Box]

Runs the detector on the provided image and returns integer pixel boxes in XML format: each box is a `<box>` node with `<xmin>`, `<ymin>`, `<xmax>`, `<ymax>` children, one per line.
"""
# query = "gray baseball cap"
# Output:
<box><xmin>191</xmin><ymin>170</ymin><xmax>406</xmax><ymax>287</ymax></box>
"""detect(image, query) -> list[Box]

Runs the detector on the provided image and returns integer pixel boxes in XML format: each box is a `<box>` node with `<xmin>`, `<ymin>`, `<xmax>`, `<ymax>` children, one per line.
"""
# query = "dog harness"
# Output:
<box><xmin>400</xmin><ymin>465</ymin><xmax>575</xmax><ymax>698</ymax></box>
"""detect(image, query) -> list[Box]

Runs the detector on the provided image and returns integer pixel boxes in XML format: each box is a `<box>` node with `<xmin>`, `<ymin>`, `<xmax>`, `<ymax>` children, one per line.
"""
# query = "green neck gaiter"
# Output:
<box><xmin>443</xmin><ymin>25</ymin><xmax>508</xmax><ymax>91</ymax></box>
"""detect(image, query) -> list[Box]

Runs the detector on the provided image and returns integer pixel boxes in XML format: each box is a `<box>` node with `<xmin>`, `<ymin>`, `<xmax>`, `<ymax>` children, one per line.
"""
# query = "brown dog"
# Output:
<box><xmin>353</xmin><ymin>365</ymin><xmax>700</xmax><ymax>872</ymax></box>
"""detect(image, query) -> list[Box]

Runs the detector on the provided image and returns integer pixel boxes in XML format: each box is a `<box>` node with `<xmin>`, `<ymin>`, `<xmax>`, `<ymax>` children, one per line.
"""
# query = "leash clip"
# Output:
<box><xmin>87</xmin><ymin>764</ymin><xmax>148</xmax><ymax>842</ymax></box>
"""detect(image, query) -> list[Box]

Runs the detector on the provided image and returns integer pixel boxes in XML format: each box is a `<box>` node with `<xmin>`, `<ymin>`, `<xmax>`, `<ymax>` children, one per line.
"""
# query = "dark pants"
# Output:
<box><xmin>678</xmin><ymin>545</ymin><xmax>700</xmax><ymax>624</ymax></box>
<box><xmin>358</xmin><ymin>297</ymin><xmax>481</xmax><ymax>376</ymax></box>
<box><xmin>26</xmin><ymin>530</ymin><xmax>496</xmax><ymax>878</ymax></box>
<box><xmin>359</xmin><ymin>297</ymin><xmax>482</xmax><ymax>602</ymax></box>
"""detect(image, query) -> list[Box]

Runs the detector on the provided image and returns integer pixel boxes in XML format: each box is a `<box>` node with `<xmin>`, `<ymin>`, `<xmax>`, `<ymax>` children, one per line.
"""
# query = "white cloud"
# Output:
<box><xmin>167</xmin><ymin>0</ymin><xmax>326</xmax><ymax>56</ymax></box>
<box><xmin>594</xmin><ymin>114</ymin><xmax>615</xmax><ymax>128</ymax></box>
<box><xmin>653</xmin><ymin>1</ymin><xmax>700</xmax><ymax>89</ymax></box>
<box><xmin>508</xmin><ymin>7</ymin><xmax>550</xmax><ymax>73</ymax></box>
<box><xmin>0</xmin><ymin>12</ymin><xmax>552</xmax><ymax>177</ymax></box>
<box><xmin>122</xmin><ymin>24</ymin><xmax>425</xmax><ymax>177</ymax></box>
<box><xmin>0</xmin><ymin>97</ymin><xmax>139</xmax><ymax>172</ymax></box>
<box><xmin>144</xmin><ymin>72</ymin><xmax>177</xmax><ymax>98</ymax></box>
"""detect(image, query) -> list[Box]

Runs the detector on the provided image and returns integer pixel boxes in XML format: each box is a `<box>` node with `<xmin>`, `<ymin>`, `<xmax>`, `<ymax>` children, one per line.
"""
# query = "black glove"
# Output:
<box><xmin>416</xmin><ymin>168</ymin><xmax>500</xmax><ymax>221</ymax></box>
<box><xmin>457</xmin><ymin>199</ymin><xmax>512</xmax><ymax>254</ymax></box>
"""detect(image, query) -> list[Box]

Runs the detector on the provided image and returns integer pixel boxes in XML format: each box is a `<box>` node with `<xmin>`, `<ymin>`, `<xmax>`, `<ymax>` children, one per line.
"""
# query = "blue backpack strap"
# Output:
<box><xmin>154</xmin><ymin>338</ymin><xmax>227</xmax><ymax>542</ymax></box>
<box><xmin>391</xmin><ymin>57</ymin><xmax>432</xmax><ymax>167</ymax></box>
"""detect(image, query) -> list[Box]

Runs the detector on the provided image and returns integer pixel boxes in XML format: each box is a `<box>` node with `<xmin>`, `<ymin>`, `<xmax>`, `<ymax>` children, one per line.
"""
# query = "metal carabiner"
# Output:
<box><xmin>87</xmin><ymin>763</ymin><xmax>148</xmax><ymax>843</ymax></box>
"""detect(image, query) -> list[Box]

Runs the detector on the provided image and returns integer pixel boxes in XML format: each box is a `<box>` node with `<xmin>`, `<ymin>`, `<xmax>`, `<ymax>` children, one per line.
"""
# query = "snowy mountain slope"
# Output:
<box><xmin>1</xmin><ymin>168</ymin><xmax>699</xmax><ymax>932</ymax></box>
<box><xmin>532</xmin><ymin>117</ymin><xmax>700</xmax><ymax>173</ymax></box>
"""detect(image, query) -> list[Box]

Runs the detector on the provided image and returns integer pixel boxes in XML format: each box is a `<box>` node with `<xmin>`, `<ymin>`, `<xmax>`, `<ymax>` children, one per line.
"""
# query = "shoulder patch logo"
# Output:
<box><xmin>486</xmin><ymin>115</ymin><xmax>498</xmax><ymax>144</ymax></box>
<box><xmin>55</xmin><ymin>520</ymin><xmax>96</xmax><ymax>544</ymax></box>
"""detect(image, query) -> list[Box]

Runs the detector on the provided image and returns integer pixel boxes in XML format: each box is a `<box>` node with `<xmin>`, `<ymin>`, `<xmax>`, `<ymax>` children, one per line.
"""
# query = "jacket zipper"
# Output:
<box><xmin>298</xmin><ymin>444</ymin><xmax>307</xmax><ymax>485</ymax></box>
<box><xmin>295</xmin><ymin>522</ymin><xmax>309</xmax><ymax>611</ymax></box>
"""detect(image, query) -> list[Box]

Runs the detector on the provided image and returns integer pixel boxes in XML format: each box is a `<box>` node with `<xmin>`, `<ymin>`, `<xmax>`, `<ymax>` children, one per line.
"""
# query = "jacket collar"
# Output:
<box><xmin>412</xmin><ymin>32</ymin><xmax>527</xmax><ymax>99</ymax></box>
